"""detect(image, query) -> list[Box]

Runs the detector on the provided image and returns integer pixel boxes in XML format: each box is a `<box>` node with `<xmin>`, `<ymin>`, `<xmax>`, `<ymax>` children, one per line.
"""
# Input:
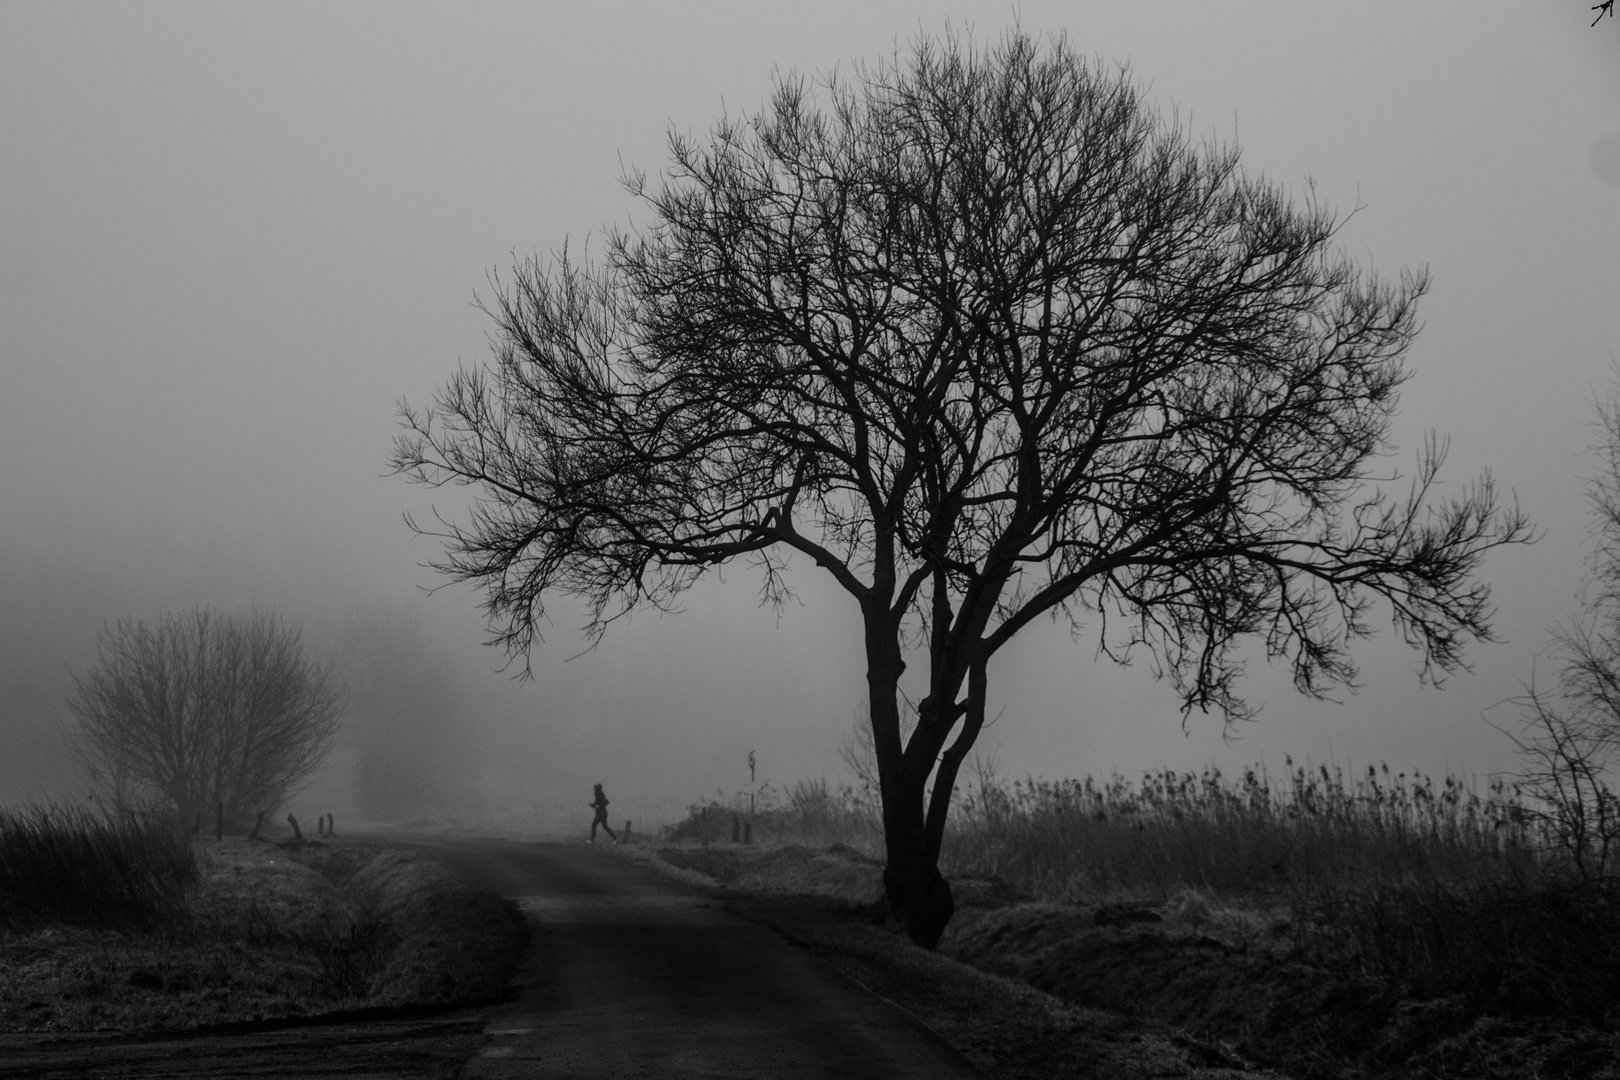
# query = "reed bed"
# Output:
<box><xmin>678</xmin><ymin>761</ymin><xmax>1543</xmax><ymax>900</ymax></box>
<box><xmin>0</xmin><ymin>803</ymin><xmax>199</xmax><ymax>931</ymax></box>
<box><xmin>937</xmin><ymin>761</ymin><xmax>1620</xmax><ymax>1019</ymax></box>
<box><xmin>940</xmin><ymin>760</ymin><xmax>1540</xmax><ymax>901</ymax></box>
<box><xmin>674</xmin><ymin>761</ymin><xmax>1620</xmax><ymax>1021</ymax></box>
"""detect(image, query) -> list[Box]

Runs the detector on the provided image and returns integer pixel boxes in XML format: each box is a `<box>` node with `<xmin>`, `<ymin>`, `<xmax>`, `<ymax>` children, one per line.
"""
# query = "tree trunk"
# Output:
<box><xmin>880</xmin><ymin>772</ymin><xmax>956</xmax><ymax>949</ymax></box>
<box><xmin>865</xmin><ymin>627</ymin><xmax>957</xmax><ymax>949</ymax></box>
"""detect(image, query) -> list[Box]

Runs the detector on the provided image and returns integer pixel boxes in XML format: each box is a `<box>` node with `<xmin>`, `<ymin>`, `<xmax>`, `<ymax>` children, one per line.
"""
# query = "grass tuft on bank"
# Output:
<box><xmin>0</xmin><ymin>819</ymin><xmax>522</xmax><ymax>1033</ymax></box>
<box><xmin>0</xmin><ymin>803</ymin><xmax>199</xmax><ymax>932</ymax></box>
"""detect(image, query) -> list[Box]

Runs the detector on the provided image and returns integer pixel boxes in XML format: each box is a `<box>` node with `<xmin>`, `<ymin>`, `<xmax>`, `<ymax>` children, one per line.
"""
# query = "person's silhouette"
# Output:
<box><xmin>589</xmin><ymin>783</ymin><xmax>618</xmax><ymax>843</ymax></box>
<box><xmin>1595</xmin><ymin>1</ymin><xmax>1614</xmax><ymax>27</ymax></box>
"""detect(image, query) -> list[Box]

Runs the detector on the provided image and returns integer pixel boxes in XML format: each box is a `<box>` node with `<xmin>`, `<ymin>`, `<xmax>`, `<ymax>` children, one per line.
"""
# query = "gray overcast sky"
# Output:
<box><xmin>2</xmin><ymin>2</ymin><xmax>1618</xmax><ymax>827</ymax></box>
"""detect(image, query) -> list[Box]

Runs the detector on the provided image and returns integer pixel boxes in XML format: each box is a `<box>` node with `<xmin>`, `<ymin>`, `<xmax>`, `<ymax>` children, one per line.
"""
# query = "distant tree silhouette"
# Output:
<box><xmin>393</xmin><ymin>29</ymin><xmax>1532</xmax><ymax>946</ymax></box>
<box><xmin>337</xmin><ymin>602</ymin><xmax>474</xmax><ymax>821</ymax></box>
<box><xmin>67</xmin><ymin>609</ymin><xmax>342</xmax><ymax>831</ymax></box>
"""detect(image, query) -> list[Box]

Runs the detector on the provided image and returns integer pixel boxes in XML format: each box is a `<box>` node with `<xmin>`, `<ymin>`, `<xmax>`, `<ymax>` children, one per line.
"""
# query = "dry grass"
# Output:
<box><xmin>657</xmin><ymin>765</ymin><xmax>1620</xmax><ymax>1079</ymax></box>
<box><xmin>938</xmin><ymin>763</ymin><xmax>1620</xmax><ymax>1031</ymax></box>
<box><xmin>0</xmin><ymin>803</ymin><xmax>199</xmax><ymax>931</ymax></box>
<box><xmin>940</xmin><ymin>761</ymin><xmax>1535</xmax><ymax>901</ymax></box>
<box><xmin>0</xmin><ymin>835</ymin><xmax>522</xmax><ymax>1033</ymax></box>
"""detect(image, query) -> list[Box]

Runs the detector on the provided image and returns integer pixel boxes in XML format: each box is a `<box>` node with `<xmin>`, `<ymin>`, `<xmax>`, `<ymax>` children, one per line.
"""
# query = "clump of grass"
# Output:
<box><xmin>0</xmin><ymin>803</ymin><xmax>199</xmax><ymax>931</ymax></box>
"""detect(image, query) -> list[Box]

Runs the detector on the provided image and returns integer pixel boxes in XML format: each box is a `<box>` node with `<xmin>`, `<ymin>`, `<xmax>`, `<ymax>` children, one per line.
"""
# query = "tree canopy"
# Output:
<box><xmin>394</xmin><ymin>30</ymin><xmax>1531</xmax><ymax>945</ymax></box>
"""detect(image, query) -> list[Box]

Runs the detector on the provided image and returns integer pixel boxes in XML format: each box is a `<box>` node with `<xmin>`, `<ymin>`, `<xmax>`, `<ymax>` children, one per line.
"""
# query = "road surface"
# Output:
<box><xmin>396</xmin><ymin>835</ymin><xmax>981</xmax><ymax>1079</ymax></box>
<box><xmin>0</xmin><ymin>836</ymin><xmax>981</xmax><ymax>1079</ymax></box>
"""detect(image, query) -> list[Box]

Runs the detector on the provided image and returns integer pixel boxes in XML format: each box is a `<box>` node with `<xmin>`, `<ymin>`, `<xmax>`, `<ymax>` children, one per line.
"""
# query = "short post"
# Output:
<box><xmin>624</xmin><ymin>819</ymin><xmax>632</xmax><ymax>843</ymax></box>
<box><xmin>731</xmin><ymin>815</ymin><xmax>740</xmax><ymax>843</ymax></box>
<box><xmin>327</xmin><ymin>812</ymin><xmax>335</xmax><ymax>836</ymax></box>
<box><xmin>249</xmin><ymin>810</ymin><xmax>266</xmax><ymax>840</ymax></box>
<box><xmin>287</xmin><ymin>813</ymin><xmax>303</xmax><ymax>841</ymax></box>
<box><xmin>216</xmin><ymin>801</ymin><xmax>223</xmax><ymax>842</ymax></box>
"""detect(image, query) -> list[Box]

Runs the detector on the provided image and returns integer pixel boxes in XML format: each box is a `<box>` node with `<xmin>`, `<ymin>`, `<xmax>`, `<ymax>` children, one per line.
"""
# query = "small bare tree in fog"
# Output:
<box><xmin>67</xmin><ymin>609</ymin><xmax>342</xmax><ymax>830</ymax></box>
<box><xmin>394</xmin><ymin>30</ymin><xmax>1531</xmax><ymax>945</ymax></box>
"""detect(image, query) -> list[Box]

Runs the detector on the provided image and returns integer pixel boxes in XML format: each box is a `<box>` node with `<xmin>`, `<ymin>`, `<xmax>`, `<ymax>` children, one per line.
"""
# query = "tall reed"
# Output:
<box><xmin>0</xmin><ymin>803</ymin><xmax>200</xmax><ymax>930</ymax></box>
<box><xmin>940</xmin><ymin>761</ymin><xmax>1538</xmax><ymax>901</ymax></box>
<box><xmin>938</xmin><ymin>761</ymin><xmax>1620</xmax><ymax>1021</ymax></box>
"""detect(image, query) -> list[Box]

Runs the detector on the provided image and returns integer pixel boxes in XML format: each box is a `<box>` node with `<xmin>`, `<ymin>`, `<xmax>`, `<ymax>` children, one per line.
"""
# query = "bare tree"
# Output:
<box><xmin>393</xmin><ymin>30</ymin><xmax>1532</xmax><ymax>945</ymax></box>
<box><xmin>67</xmin><ymin>608</ymin><xmax>342</xmax><ymax>831</ymax></box>
<box><xmin>1494</xmin><ymin>380</ymin><xmax>1620</xmax><ymax>879</ymax></box>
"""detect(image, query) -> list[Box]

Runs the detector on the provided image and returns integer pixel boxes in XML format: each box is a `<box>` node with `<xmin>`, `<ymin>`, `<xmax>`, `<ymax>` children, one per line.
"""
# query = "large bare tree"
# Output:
<box><xmin>67</xmin><ymin>608</ymin><xmax>342</xmax><ymax>830</ymax></box>
<box><xmin>393</xmin><ymin>30</ymin><xmax>1532</xmax><ymax>945</ymax></box>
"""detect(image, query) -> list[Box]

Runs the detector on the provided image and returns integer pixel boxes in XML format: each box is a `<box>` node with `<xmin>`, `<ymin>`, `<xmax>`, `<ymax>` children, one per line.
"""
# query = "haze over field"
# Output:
<box><xmin>1</xmin><ymin>2</ymin><xmax>1617</xmax><ymax>831</ymax></box>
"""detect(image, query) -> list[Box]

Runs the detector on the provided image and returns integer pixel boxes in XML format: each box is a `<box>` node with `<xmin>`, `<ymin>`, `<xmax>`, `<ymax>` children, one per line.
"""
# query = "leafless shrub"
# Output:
<box><xmin>1494</xmin><ymin>678</ymin><xmax>1620</xmax><ymax>882</ymax></box>
<box><xmin>66</xmin><ymin>608</ymin><xmax>342</xmax><ymax>830</ymax></box>
<box><xmin>1485</xmin><ymin>381</ymin><xmax>1620</xmax><ymax>882</ymax></box>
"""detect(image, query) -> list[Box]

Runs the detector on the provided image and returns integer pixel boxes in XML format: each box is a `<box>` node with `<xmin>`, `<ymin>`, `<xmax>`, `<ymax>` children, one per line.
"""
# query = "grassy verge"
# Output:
<box><xmin>654</xmin><ymin>766</ymin><xmax>1620</xmax><ymax>1080</ymax></box>
<box><xmin>0</xmin><ymin>832</ymin><xmax>523</xmax><ymax>1033</ymax></box>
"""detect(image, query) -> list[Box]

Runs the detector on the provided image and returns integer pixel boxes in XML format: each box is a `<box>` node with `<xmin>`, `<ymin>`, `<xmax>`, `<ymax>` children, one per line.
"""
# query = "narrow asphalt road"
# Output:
<box><xmin>388</xmin><ymin>835</ymin><xmax>981</xmax><ymax>1080</ymax></box>
<box><xmin>0</xmin><ymin>836</ymin><xmax>982</xmax><ymax>1078</ymax></box>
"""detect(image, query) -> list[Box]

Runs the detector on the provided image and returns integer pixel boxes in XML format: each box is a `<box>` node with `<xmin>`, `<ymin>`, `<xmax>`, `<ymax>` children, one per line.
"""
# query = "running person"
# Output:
<box><xmin>589</xmin><ymin>783</ymin><xmax>617</xmax><ymax>843</ymax></box>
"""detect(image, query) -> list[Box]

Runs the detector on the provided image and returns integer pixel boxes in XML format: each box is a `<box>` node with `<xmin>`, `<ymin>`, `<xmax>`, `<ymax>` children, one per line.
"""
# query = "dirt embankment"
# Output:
<box><xmin>648</xmin><ymin>842</ymin><xmax>1620</xmax><ymax>1080</ymax></box>
<box><xmin>0</xmin><ymin>837</ymin><xmax>524</xmax><ymax>1034</ymax></box>
<box><xmin>947</xmin><ymin>901</ymin><xmax>1620</xmax><ymax>1080</ymax></box>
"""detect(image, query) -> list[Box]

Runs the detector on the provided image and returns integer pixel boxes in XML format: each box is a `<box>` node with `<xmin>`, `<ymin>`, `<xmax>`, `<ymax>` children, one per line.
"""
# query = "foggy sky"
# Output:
<box><xmin>2</xmin><ymin>2</ymin><xmax>1617</xmax><ymax>831</ymax></box>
